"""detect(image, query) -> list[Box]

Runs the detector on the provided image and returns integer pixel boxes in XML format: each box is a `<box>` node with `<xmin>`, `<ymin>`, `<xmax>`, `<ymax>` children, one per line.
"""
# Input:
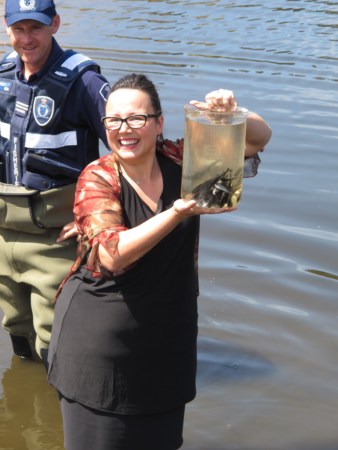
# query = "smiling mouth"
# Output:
<box><xmin>119</xmin><ymin>138</ymin><xmax>139</xmax><ymax>146</ymax></box>
<box><xmin>21</xmin><ymin>45</ymin><xmax>37</xmax><ymax>52</ymax></box>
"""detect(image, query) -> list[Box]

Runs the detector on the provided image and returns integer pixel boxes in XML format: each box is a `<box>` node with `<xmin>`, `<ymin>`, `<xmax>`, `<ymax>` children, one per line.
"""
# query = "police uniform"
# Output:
<box><xmin>0</xmin><ymin>38</ymin><xmax>110</xmax><ymax>359</ymax></box>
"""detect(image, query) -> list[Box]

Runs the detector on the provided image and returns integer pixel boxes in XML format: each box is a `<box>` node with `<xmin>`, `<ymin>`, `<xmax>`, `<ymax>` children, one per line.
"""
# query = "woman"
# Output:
<box><xmin>47</xmin><ymin>73</ymin><xmax>271</xmax><ymax>450</ymax></box>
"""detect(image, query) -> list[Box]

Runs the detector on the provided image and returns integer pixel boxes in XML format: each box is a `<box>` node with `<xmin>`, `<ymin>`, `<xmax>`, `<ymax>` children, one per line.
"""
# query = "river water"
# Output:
<box><xmin>0</xmin><ymin>1</ymin><xmax>337</xmax><ymax>449</ymax></box>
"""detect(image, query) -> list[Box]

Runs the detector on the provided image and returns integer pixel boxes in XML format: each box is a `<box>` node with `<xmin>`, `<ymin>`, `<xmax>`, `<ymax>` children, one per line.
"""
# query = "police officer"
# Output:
<box><xmin>0</xmin><ymin>0</ymin><xmax>110</xmax><ymax>364</ymax></box>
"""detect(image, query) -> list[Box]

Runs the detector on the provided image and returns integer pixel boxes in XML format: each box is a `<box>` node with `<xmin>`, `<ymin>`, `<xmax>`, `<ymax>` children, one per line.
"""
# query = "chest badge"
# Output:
<box><xmin>33</xmin><ymin>96</ymin><xmax>55</xmax><ymax>126</ymax></box>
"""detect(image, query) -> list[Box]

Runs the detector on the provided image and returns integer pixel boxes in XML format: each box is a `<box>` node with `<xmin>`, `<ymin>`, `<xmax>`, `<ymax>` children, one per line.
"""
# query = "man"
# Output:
<box><xmin>0</xmin><ymin>0</ymin><xmax>110</xmax><ymax>364</ymax></box>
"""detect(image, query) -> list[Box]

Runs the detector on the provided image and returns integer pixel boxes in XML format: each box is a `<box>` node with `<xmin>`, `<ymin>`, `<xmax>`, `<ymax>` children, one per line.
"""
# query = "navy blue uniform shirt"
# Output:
<box><xmin>15</xmin><ymin>37</ymin><xmax>110</xmax><ymax>150</ymax></box>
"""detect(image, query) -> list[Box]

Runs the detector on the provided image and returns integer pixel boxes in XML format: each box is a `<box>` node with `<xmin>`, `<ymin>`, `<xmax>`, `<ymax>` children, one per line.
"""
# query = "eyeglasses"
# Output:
<box><xmin>101</xmin><ymin>113</ymin><xmax>162</xmax><ymax>131</ymax></box>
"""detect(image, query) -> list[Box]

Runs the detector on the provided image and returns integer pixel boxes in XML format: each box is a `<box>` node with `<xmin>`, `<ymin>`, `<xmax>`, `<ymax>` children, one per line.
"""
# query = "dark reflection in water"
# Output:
<box><xmin>306</xmin><ymin>269</ymin><xmax>338</xmax><ymax>281</ymax></box>
<box><xmin>197</xmin><ymin>336</ymin><xmax>275</xmax><ymax>386</ymax></box>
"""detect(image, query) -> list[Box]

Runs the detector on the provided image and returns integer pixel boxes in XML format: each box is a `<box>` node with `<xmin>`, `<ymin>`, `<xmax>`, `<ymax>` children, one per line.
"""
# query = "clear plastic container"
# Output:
<box><xmin>181</xmin><ymin>105</ymin><xmax>248</xmax><ymax>209</ymax></box>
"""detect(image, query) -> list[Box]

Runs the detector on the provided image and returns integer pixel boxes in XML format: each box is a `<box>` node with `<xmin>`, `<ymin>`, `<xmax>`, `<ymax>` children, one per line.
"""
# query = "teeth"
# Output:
<box><xmin>120</xmin><ymin>139</ymin><xmax>138</xmax><ymax>145</ymax></box>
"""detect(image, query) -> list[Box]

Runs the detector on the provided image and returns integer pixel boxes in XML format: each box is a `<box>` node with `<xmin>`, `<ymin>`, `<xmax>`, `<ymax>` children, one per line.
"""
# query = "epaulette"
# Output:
<box><xmin>0</xmin><ymin>51</ymin><xmax>17</xmax><ymax>73</ymax></box>
<box><xmin>49</xmin><ymin>49</ymin><xmax>101</xmax><ymax>82</ymax></box>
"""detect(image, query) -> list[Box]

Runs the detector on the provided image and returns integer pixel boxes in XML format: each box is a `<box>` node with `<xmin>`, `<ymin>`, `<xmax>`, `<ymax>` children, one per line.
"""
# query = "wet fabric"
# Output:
<box><xmin>61</xmin><ymin>397</ymin><xmax>185</xmax><ymax>450</ymax></box>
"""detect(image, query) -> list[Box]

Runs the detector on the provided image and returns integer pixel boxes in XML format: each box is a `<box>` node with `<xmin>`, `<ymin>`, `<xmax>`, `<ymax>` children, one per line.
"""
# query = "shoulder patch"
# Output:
<box><xmin>99</xmin><ymin>82</ymin><xmax>110</xmax><ymax>102</ymax></box>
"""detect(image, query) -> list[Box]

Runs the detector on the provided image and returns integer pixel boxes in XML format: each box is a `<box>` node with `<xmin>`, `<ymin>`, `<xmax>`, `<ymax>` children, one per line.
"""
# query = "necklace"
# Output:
<box><xmin>121</xmin><ymin>168</ymin><xmax>143</xmax><ymax>186</ymax></box>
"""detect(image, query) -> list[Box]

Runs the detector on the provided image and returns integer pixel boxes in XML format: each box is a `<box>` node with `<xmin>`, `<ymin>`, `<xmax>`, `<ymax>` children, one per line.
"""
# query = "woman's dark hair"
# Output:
<box><xmin>109</xmin><ymin>73</ymin><xmax>162</xmax><ymax>115</ymax></box>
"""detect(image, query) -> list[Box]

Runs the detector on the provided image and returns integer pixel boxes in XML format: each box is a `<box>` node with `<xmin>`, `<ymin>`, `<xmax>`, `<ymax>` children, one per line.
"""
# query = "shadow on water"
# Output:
<box><xmin>196</xmin><ymin>336</ymin><xmax>275</xmax><ymax>387</ymax></box>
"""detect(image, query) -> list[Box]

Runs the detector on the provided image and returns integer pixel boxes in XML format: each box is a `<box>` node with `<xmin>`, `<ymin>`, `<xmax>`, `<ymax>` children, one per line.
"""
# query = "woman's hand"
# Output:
<box><xmin>173</xmin><ymin>199</ymin><xmax>237</xmax><ymax>217</ymax></box>
<box><xmin>56</xmin><ymin>221</ymin><xmax>79</xmax><ymax>243</ymax></box>
<box><xmin>190</xmin><ymin>89</ymin><xmax>272</xmax><ymax>155</ymax></box>
<box><xmin>98</xmin><ymin>198</ymin><xmax>237</xmax><ymax>274</ymax></box>
<box><xmin>190</xmin><ymin>89</ymin><xmax>237</xmax><ymax>111</ymax></box>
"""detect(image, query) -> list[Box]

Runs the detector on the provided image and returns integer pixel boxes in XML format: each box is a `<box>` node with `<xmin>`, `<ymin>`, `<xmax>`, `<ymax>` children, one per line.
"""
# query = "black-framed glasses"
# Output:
<box><xmin>101</xmin><ymin>113</ymin><xmax>162</xmax><ymax>131</ymax></box>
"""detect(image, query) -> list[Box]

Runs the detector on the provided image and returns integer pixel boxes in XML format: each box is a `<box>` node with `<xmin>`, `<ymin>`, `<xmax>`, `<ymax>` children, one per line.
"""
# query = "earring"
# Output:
<box><xmin>157</xmin><ymin>133</ymin><xmax>164</xmax><ymax>146</ymax></box>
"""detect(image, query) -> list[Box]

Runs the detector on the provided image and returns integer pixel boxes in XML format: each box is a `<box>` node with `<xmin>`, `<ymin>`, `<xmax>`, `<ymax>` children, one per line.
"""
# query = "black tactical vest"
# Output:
<box><xmin>0</xmin><ymin>50</ymin><xmax>101</xmax><ymax>190</ymax></box>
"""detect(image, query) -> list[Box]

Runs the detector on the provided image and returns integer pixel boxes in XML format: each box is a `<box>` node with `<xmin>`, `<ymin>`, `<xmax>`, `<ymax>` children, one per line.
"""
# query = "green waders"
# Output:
<box><xmin>0</xmin><ymin>183</ymin><xmax>77</xmax><ymax>359</ymax></box>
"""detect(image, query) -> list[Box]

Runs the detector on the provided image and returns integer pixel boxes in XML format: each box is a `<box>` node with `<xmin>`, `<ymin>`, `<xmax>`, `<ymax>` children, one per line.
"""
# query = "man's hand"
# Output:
<box><xmin>56</xmin><ymin>221</ymin><xmax>79</xmax><ymax>243</ymax></box>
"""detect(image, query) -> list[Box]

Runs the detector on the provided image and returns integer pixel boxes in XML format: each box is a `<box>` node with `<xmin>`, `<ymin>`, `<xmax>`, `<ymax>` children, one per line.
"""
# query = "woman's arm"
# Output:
<box><xmin>98</xmin><ymin>199</ymin><xmax>235</xmax><ymax>273</ymax></box>
<box><xmin>245</xmin><ymin>111</ymin><xmax>272</xmax><ymax>157</ymax></box>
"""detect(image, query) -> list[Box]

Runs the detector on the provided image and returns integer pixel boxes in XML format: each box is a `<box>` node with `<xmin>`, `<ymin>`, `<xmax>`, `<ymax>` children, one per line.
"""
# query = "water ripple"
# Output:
<box><xmin>273</xmin><ymin>223</ymin><xmax>338</xmax><ymax>242</ymax></box>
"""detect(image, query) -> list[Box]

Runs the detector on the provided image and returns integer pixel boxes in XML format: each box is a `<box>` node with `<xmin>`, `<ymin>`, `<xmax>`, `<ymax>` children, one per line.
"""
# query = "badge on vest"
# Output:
<box><xmin>33</xmin><ymin>96</ymin><xmax>55</xmax><ymax>126</ymax></box>
<box><xmin>0</xmin><ymin>81</ymin><xmax>12</xmax><ymax>92</ymax></box>
<box><xmin>0</xmin><ymin>81</ymin><xmax>11</xmax><ymax>92</ymax></box>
